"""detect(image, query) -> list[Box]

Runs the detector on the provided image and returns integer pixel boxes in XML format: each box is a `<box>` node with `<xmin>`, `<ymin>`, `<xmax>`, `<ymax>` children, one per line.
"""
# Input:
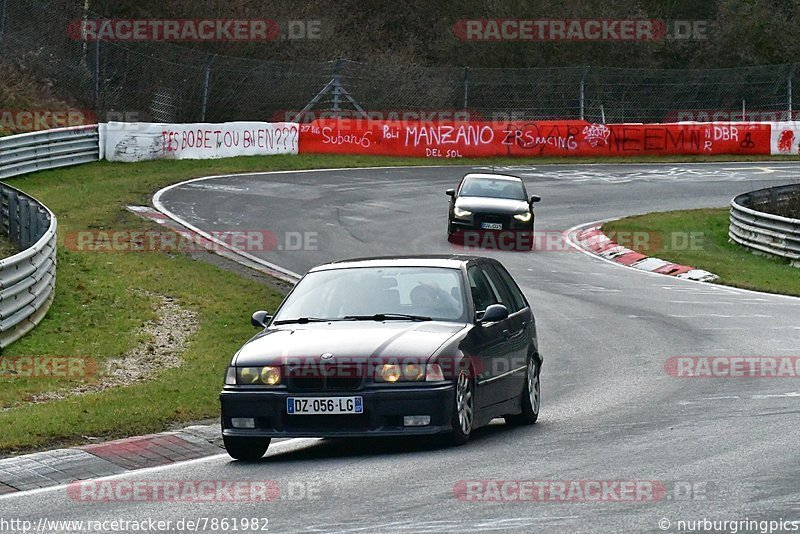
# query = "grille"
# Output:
<box><xmin>285</xmin><ymin>363</ymin><xmax>366</xmax><ymax>392</ymax></box>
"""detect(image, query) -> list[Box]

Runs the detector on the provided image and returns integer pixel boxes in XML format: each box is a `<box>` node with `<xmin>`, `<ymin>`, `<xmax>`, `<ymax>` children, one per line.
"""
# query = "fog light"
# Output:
<box><xmin>231</xmin><ymin>417</ymin><xmax>255</xmax><ymax>429</ymax></box>
<box><xmin>403</xmin><ymin>415</ymin><xmax>431</xmax><ymax>427</ymax></box>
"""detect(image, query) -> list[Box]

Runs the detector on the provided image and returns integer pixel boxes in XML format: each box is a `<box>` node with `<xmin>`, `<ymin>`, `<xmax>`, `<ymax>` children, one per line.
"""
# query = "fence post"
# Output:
<box><xmin>788</xmin><ymin>64</ymin><xmax>797</xmax><ymax>117</ymax></box>
<box><xmin>0</xmin><ymin>0</ymin><xmax>6</xmax><ymax>46</ymax></box>
<box><xmin>93</xmin><ymin>39</ymin><xmax>101</xmax><ymax>110</ymax></box>
<box><xmin>201</xmin><ymin>55</ymin><xmax>217</xmax><ymax>122</ymax></box>
<box><xmin>579</xmin><ymin>66</ymin><xmax>588</xmax><ymax>120</ymax></box>
<box><xmin>462</xmin><ymin>67</ymin><xmax>469</xmax><ymax>110</ymax></box>
<box><xmin>331</xmin><ymin>59</ymin><xmax>344</xmax><ymax>117</ymax></box>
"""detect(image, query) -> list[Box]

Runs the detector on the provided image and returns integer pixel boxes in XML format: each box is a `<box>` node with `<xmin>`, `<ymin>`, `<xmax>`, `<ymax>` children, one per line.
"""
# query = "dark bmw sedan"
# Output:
<box><xmin>447</xmin><ymin>173</ymin><xmax>541</xmax><ymax>250</ymax></box>
<box><xmin>220</xmin><ymin>255</ymin><xmax>542</xmax><ymax>460</ymax></box>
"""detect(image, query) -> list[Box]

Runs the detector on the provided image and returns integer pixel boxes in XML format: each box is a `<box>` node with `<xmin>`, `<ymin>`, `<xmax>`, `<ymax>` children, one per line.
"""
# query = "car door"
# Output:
<box><xmin>486</xmin><ymin>262</ymin><xmax>531</xmax><ymax>400</ymax></box>
<box><xmin>466</xmin><ymin>264</ymin><xmax>514</xmax><ymax>408</ymax></box>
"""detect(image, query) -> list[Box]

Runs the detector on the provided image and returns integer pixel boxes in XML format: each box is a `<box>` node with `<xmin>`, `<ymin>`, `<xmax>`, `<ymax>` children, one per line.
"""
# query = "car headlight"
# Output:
<box><xmin>376</xmin><ymin>363</ymin><xmax>426</xmax><ymax>382</ymax></box>
<box><xmin>514</xmin><ymin>211</ymin><xmax>532</xmax><ymax>222</ymax></box>
<box><xmin>402</xmin><ymin>363</ymin><xmax>425</xmax><ymax>381</ymax></box>
<box><xmin>237</xmin><ymin>366</ymin><xmax>281</xmax><ymax>385</ymax></box>
<box><xmin>453</xmin><ymin>207</ymin><xmax>472</xmax><ymax>218</ymax></box>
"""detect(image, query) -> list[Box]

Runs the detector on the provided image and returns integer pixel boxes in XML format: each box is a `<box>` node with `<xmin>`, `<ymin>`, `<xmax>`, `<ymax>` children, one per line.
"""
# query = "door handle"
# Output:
<box><xmin>502</xmin><ymin>329</ymin><xmax>512</xmax><ymax>340</ymax></box>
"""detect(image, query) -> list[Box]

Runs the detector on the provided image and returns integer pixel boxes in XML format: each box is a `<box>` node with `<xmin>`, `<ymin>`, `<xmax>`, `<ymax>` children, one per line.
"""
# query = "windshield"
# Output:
<box><xmin>273</xmin><ymin>266</ymin><xmax>467</xmax><ymax>323</ymax></box>
<box><xmin>459</xmin><ymin>177</ymin><xmax>526</xmax><ymax>200</ymax></box>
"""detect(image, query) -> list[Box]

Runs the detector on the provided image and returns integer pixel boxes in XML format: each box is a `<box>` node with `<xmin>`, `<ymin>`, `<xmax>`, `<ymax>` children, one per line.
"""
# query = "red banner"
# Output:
<box><xmin>298</xmin><ymin>120</ymin><xmax>770</xmax><ymax>158</ymax></box>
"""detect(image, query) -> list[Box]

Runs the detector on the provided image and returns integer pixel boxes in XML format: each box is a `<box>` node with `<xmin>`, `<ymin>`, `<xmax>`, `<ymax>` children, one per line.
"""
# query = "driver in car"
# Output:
<box><xmin>409</xmin><ymin>283</ymin><xmax>461</xmax><ymax>316</ymax></box>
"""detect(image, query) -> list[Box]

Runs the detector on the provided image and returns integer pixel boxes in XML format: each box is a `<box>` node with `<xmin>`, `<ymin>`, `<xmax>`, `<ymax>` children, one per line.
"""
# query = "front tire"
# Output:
<box><xmin>223</xmin><ymin>435</ymin><xmax>271</xmax><ymax>461</ymax></box>
<box><xmin>505</xmin><ymin>357</ymin><xmax>540</xmax><ymax>425</ymax></box>
<box><xmin>446</xmin><ymin>370</ymin><xmax>474</xmax><ymax>445</ymax></box>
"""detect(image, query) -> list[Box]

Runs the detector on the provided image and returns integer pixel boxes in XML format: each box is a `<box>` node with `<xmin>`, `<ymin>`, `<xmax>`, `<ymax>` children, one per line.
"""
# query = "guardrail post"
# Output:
<box><xmin>38</xmin><ymin>211</ymin><xmax>49</xmax><ymax>242</ymax></box>
<box><xmin>7</xmin><ymin>190</ymin><xmax>19</xmax><ymax>248</ymax></box>
<box><xmin>29</xmin><ymin>203</ymin><xmax>40</xmax><ymax>246</ymax></box>
<box><xmin>0</xmin><ymin>187</ymin><xmax>7</xmax><ymax>236</ymax></box>
<box><xmin>18</xmin><ymin>197</ymin><xmax>30</xmax><ymax>249</ymax></box>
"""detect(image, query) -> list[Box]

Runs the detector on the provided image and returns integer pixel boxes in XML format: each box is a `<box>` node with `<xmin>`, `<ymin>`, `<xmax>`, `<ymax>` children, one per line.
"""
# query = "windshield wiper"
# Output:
<box><xmin>272</xmin><ymin>317</ymin><xmax>343</xmax><ymax>325</ymax></box>
<box><xmin>343</xmin><ymin>313</ymin><xmax>432</xmax><ymax>322</ymax></box>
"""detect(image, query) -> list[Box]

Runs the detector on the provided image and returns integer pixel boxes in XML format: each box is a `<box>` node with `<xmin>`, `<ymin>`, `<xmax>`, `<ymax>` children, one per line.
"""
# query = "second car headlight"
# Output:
<box><xmin>514</xmin><ymin>211</ymin><xmax>532</xmax><ymax>222</ymax></box>
<box><xmin>453</xmin><ymin>207</ymin><xmax>472</xmax><ymax>218</ymax></box>
<box><xmin>376</xmin><ymin>363</ymin><xmax>426</xmax><ymax>382</ymax></box>
<box><xmin>237</xmin><ymin>366</ymin><xmax>281</xmax><ymax>385</ymax></box>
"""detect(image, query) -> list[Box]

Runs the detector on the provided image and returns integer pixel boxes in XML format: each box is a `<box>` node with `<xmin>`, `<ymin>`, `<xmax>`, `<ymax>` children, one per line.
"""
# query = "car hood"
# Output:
<box><xmin>234</xmin><ymin>321</ymin><xmax>468</xmax><ymax>366</ymax></box>
<box><xmin>455</xmin><ymin>196</ymin><xmax>530</xmax><ymax>215</ymax></box>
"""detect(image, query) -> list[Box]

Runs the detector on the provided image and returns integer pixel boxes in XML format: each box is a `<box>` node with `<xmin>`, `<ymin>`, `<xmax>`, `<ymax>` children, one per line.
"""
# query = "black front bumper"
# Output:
<box><xmin>220</xmin><ymin>384</ymin><xmax>454</xmax><ymax>438</ymax></box>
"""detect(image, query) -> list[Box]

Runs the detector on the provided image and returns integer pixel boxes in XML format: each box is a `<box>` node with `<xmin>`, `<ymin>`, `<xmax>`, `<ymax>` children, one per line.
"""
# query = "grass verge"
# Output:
<box><xmin>2</xmin><ymin>154</ymin><xmax>799</xmax><ymax>455</ymax></box>
<box><xmin>0</xmin><ymin>234</ymin><xmax>17</xmax><ymax>258</ymax></box>
<box><xmin>603</xmin><ymin>208</ymin><xmax>800</xmax><ymax>297</ymax></box>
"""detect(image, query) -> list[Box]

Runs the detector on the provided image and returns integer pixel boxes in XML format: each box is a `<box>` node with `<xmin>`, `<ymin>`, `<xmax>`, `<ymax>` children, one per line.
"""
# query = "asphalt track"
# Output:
<box><xmin>4</xmin><ymin>163</ymin><xmax>800</xmax><ymax>533</ymax></box>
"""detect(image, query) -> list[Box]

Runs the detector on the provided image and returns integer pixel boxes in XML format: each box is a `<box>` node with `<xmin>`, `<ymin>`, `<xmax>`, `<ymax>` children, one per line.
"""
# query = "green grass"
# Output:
<box><xmin>2</xmin><ymin>154</ymin><xmax>800</xmax><ymax>454</ymax></box>
<box><xmin>0</xmin><ymin>234</ymin><xmax>17</xmax><ymax>258</ymax></box>
<box><xmin>603</xmin><ymin>208</ymin><xmax>800</xmax><ymax>296</ymax></box>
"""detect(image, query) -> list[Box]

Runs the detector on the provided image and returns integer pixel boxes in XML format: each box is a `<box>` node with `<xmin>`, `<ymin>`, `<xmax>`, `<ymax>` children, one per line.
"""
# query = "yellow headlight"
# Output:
<box><xmin>453</xmin><ymin>207</ymin><xmax>472</xmax><ymax>218</ymax></box>
<box><xmin>378</xmin><ymin>364</ymin><xmax>401</xmax><ymax>382</ymax></box>
<box><xmin>402</xmin><ymin>363</ymin><xmax>425</xmax><ymax>381</ymax></box>
<box><xmin>238</xmin><ymin>366</ymin><xmax>280</xmax><ymax>385</ymax></box>
<box><xmin>261</xmin><ymin>366</ymin><xmax>281</xmax><ymax>385</ymax></box>
<box><xmin>239</xmin><ymin>367</ymin><xmax>261</xmax><ymax>384</ymax></box>
<box><xmin>514</xmin><ymin>211</ymin><xmax>532</xmax><ymax>222</ymax></box>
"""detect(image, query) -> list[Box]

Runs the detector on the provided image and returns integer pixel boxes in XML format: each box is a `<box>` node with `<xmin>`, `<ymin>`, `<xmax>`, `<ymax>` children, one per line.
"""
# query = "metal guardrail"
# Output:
<box><xmin>0</xmin><ymin>125</ymin><xmax>100</xmax><ymax>348</ymax></box>
<box><xmin>729</xmin><ymin>184</ymin><xmax>800</xmax><ymax>267</ymax></box>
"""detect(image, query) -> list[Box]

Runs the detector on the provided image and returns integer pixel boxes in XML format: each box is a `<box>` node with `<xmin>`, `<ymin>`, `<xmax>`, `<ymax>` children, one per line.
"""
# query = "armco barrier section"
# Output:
<box><xmin>298</xmin><ymin>120</ymin><xmax>772</xmax><ymax>158</ymax></box>
<box><xmin>729</xmin><ymin>184</ymin><xmax>800</xmax><ymax>266</ymax></box>
<box><xmin>0</xmin><ymin>125</ymin><xmax>100</xmax><ymax>348</ymax></box>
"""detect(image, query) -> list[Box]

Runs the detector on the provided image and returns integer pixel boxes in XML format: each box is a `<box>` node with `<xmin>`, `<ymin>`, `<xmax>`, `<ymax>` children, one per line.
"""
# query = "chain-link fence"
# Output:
<box><xmin>1</xmin><ymin>0</ymin><xmax>798</xmax><ymax>124</ymax></box>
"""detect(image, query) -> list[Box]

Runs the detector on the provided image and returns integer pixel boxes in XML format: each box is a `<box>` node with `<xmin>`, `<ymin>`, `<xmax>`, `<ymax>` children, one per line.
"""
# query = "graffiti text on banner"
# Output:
<box><xmin>298</xmin><ymin>120</ymin><xmax>771</xmax><ymax>158</ymax></box>
<box><xmin>101</xmin><ymin>122</ymin><xmax>299</xmax><ymax>162</ymax></box>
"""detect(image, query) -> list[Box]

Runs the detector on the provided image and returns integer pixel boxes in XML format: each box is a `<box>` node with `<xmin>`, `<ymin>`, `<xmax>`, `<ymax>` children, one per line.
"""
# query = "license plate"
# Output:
<box><xmin>287</xmin><ymin>396</ymin><xmax>363</xmax><ymax>415</ymax></box>
<box><xmin>481</xmin><ymin>222</ymin><xmax>503</xmax><ymax>230</ymax></box>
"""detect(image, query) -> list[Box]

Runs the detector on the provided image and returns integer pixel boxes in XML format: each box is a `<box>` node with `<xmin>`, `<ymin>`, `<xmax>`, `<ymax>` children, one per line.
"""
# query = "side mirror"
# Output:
<box><xmin>446</xmin><ymin>188</ymin><xmax>456</xmax><ymax>197</ymax></box>
<box><xmin>529</xmin><ymin>195</ymin><xmax>541</xmax><ymax>204</ymax></box>
<box><xmin>479</xmin><ymin>304</ymin><xmax>509</xmax><ymax>324</ymax></box>
<box><xmin>251</xmin><ymin>310</ymin><xmax>271</xmax><ymax>328</ymax></box>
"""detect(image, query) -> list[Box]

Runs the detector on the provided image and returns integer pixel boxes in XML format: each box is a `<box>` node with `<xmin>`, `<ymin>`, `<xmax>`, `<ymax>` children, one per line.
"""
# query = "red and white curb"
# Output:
<box><xmin>0</xmin><ymin>424</ymin><xmax>222</xmax><ymax>494</ymax></box>
<box><xmin>574</xmin><ymin>225</ymin><xmax>719</xmax><ymax>282</ymax></box>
